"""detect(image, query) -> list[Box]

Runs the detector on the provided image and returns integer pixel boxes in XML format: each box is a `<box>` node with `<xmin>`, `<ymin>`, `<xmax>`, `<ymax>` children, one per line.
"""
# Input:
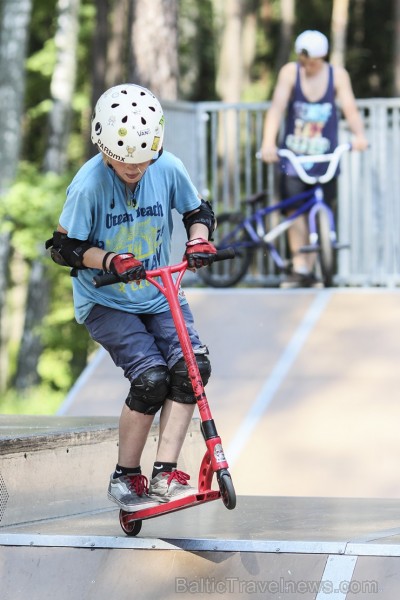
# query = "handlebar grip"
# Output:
<box><xmin>214</xmin><ymin>247</ymin><xmax>236</xmax><ymax>262</ymax></box>
<box><xmin>92</xmin><ymin>272</ymin><xmax>120</xmax><ymax>288</ymax></box>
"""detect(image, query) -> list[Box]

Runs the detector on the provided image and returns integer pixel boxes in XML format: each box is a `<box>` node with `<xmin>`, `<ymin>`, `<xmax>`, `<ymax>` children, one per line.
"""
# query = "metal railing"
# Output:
<box><xmin>164</xmin><ymin>98</ymin><xmax>400</xmax><ymax>286</ymax></box>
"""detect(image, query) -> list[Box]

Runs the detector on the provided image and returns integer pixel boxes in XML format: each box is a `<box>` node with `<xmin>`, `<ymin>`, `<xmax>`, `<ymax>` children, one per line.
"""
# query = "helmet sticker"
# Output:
<box><xmin>126</xmin><ymin>146</ymin><xmax>136</xmax><ymax>158</ymax></box>
<box><xmin>151</xmin><ymin>137</ymin><xmax>161</xmax><ymax>151</ymax></box>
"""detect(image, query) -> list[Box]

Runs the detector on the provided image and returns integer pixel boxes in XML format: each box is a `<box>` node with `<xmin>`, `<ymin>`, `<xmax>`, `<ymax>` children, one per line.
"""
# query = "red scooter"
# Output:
<box><xmin>93</xmin><ymin>250</ymin><xmax>236</xmax><ymax>536</ymax></box>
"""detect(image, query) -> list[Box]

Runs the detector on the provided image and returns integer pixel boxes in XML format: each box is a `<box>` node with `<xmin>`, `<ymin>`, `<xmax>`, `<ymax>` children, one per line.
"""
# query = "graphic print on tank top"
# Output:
<box><xmin>282</xmin><ymin>64</ymin><xmax>338</xmax><ymax>176</ymax></box>
<box><xmin>285</xmin><ymin>101</ymin><xmax>333</xmax><ymax>155</ymax></box>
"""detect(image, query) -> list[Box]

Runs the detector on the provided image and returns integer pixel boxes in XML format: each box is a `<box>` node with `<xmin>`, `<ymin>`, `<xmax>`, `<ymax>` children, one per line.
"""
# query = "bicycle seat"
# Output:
<box><xmin>242</xmin><ymin>191</ymin><xmax>268</xmax><ymax>207</ymax></box>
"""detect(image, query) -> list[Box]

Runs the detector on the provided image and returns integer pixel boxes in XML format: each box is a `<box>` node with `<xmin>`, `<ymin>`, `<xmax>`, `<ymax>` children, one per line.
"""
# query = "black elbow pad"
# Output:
<box><xmin>182</xmin><ymin>199</ymin><xmax>216</xmax><ymax>240</ymax></box>
<box><xmin>45</xmin><ymin>231</ymin><xmax>94</xmax><ymax>269</ymax></box>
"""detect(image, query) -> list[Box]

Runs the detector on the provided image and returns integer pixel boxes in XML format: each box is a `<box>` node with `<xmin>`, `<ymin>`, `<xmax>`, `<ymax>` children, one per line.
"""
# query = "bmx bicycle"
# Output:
<box><xmin>93</xmin><ymin>249</ymin><xmax>236</xmax><ymax>536</ymax></box>
<box><xmin>198</xmin><ymin>143</ymin><xmax>351</xmax><ymax>288</ymax></box>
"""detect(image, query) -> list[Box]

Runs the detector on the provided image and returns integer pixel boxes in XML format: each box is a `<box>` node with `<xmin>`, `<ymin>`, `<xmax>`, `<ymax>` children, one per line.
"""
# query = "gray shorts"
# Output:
<box><xmin>84</xmin><ymin>303</ymin><xmax>206</xmax><ymax>383</ymax></box>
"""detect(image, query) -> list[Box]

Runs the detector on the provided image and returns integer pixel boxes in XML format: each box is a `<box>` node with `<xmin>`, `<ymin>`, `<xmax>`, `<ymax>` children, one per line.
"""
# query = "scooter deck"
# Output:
<box><xmin>121</xmin><ymin>489</ymin><xmax>221</xmax><ymax>524</ymax></box>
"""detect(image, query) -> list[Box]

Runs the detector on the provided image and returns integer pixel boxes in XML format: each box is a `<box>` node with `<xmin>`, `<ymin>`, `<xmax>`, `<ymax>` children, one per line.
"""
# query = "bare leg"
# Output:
<box><xmin>156</xmin><ymin>399</ymin><xmax>196</xmax><ymax>463</ymax></box>
<box><xmin>118</xmin><ymin>404</ymin><xmax>155</xmax><ymax>467</ymax></box>
<box><xmin>287</xmin><ymin>213</ymin><xmax>315</xmax><ymax>273</ymax></box>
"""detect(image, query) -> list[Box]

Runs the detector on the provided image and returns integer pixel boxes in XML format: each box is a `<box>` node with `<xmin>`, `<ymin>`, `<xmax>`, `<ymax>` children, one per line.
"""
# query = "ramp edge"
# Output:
<box><xmin>1</xmin><ymin>533</ymin><xmax>400</xmax><ymax>556</ymax></box>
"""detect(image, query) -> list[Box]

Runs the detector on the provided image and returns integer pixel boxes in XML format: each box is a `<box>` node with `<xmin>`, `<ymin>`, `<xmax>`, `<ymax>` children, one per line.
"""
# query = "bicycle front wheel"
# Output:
<box><xmin>316</xmin><ymin>208</ymin><xmax>334</xmax><ymax>287</ymax></box>
<box><xmin>198</xmin><ymin>213</ymin><xmax>252</xmax><ymax>288</ymax></box>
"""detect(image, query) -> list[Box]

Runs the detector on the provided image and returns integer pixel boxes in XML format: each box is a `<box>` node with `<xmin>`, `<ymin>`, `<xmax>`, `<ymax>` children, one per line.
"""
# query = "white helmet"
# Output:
<box><xmin>91</xmin><ymin>84</ymin><xmax>165</xmax><ymax>163</ymax></box>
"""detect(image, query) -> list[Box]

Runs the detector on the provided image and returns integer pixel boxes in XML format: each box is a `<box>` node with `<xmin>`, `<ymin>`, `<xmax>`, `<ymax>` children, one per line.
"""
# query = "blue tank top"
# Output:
<box><xmin>281</xmin><ymin>63</ymin><xmax>338</xmax><ymax>177</ymax></box>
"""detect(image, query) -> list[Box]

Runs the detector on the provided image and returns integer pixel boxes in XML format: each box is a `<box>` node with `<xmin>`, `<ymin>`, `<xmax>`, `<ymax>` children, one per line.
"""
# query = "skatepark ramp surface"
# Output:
<box><xmin>1</xmin><ymin>414</ymin><xmax>400</xmax><ymax>599</ymax></box>
<box><xmin>2</xmin><ymin>288</ymin><xmax>400</xmax><ymax>598</ymax></box>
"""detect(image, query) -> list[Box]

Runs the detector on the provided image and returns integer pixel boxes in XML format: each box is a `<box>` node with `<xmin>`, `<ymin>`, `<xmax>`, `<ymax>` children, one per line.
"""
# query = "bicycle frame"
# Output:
<box><xmin>217</xmin><ymin>143</ymin><xmax>351</xmax><ymax>271</ymax></box>
<box><xmin>197</xmin><ymin>143</ymin><xmax>352</xmax><ymax>288</ymax></box>
<box><xmin>216</xmin><ymin>185</ymin><xmax>334</xmax><ymax>271</ymax></box>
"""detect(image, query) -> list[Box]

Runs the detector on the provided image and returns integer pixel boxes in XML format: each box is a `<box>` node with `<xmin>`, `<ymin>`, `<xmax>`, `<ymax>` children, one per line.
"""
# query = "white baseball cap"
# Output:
<box><xmin>294</xmin><ymin>30</ymin><xmax>329</xmax><ymax>58</ymax></box>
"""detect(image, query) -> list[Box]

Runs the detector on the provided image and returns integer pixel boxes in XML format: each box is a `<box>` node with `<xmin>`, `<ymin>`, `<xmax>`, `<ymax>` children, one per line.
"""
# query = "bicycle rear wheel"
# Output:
<box><xmin>316</xmin><ymin>208</ymin><xmax>334</xmax><ymax>287</ymax></box>
<box><xmin>198</xmin><ymin>213</ymin><xmax>252</xmax><ymax>288</ymax></box>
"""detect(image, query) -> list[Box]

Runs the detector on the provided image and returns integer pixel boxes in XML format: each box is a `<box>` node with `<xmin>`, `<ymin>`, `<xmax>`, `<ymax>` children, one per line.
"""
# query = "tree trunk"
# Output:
<box><xmin>215</xmin><ymin>0</ymin><xmax>243</xmax><ymax>102</ymax></box>
<box><xmin>13</xmin><ymin>261</ymin><xmax>50</xmax><ymax>390</ymax></box>
<box><xmin>16</xmin><ymin>0</ymin><xmax>81</xmax><ymax>391</ymax></box>
<box><xmin>0</xmin><ymin>0</ymin><xmax>32</xmax><ymax>390</ymax></box>
<box><xmin>0</xmin><ymin>233</ymin><xmax>11</xmax><ymax>391</ymax></box>
<box><xmin>394</xmin><ymin>0</ymin><xmax>400</xmax><ymax>95</ymax></box>
<box><xmin>275</xmin><ymin>0</ymin><xmax>295</xmax><ymax>72</ymax></box>
<box><xmin>87</xmin><ymin>0</ymin><xmax>110</xmax><ymax>159</ymax></box>
<box><xmin>0</xmin><ymin>0</ymin><xmax>32</xmax><ymax>193</ymax></box>
<box><xmin>241</xmin><ymin>2</ymin><xmax>258</xmax><ymax>92</ymax></box>
<box><xmin>330</xmin><ymin>0</ymin><xmax>350</xmax><ymax>67</ymax></box>
<box><xmin>129</xmin><ymin>0</ymin><xmax>179</xmax><ymax>100</ymax></box>
<box><xmin>42</xmin><ymin>0</ymin><xmax>81</xmax><ymax>173</ymax></box>
<box><xmin>106</xmin><ymin>0</ymin><xmax>129</xmax><ymax>89</ymax></box>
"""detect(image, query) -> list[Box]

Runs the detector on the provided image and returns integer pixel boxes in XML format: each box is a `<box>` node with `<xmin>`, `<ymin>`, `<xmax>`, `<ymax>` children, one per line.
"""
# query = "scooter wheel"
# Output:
<box><xmin>217</xmin><ymin>471</ymin><xmax>237</xmax><ymax>510</ymax></box>
<box><xmin>119</xmin><ymin>510</ymin><xmax>142</xmax><ymax>536</ymax></box>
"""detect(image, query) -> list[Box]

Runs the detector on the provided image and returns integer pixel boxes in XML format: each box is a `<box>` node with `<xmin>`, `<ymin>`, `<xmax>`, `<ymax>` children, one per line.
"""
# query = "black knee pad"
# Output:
<box><xmin>125</xmin><ymin>365</ymin><xmax>170</xmax><ymax>414</ymax></box>
<box><xmin>169</xmin><ymin>354</ymin><xmax>212</xmax><ymax>404</ymax></box>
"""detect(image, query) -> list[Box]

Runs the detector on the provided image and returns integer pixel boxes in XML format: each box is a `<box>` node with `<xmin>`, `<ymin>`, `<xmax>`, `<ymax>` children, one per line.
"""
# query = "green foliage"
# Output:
<box><xmin>23</xmin><ymin>0</ymin><xmax>57</xmax><ymax>165</ymax></box>
<box><xmin>347</xmin><ymin>0</ymin><xmax>394</xmax><ymax>97</ymax></box>
<box><xmin>0</xmin><ymin>384</ymin><xmax>64</xmax><ymax>415</ymax></box>
<box><xmin>26</xmin><ymin>38</ymin><xmax>57</xmax><ymax>78</ymax></box>
<box><xmin>179</xmin><ymin>0</ymin><xmax>217</xmax><ymax>100</ymax></box>
<box><xmin>39</xmin><ymin>347</ymin><xmax>77</xmax><ymax>390</ymax></box>
<box><xmin>23</xmin><ymin>0</ymin><xmax>95</xmax><ymax>168</ymax></box>
<box><xmin>0</xmin><ymin>162</ymin><xmax>70</xmax><ymax>258</ymax></box>
<box><xmin>0</xmin><ymin>163</ymin><xmax>93</xmax><ymax>395</ymax></box>
<box><xmin>40</xmin><ymin>296</ymin><xmax>97</xmax><ymax>386</ymax></box>
<box><xmin>247</xmin><ymin>0</ymin><xmax>395</xmax><ymax>101</ymax></box>
<box><xmin>296</xmin><ymin>0</ymin><xmax>331</xmax><ymax>37</ymax></box>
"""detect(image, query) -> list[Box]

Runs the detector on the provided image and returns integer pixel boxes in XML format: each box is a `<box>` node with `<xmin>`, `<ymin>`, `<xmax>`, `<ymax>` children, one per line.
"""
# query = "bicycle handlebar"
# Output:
<box><xmin>92</xmin><ymin>247</ymin><xmax>236</xmax><ymax>288</ymax></box>
<box><xmin>256</xmin><ymin>143</ymin><xmax>352</xmax><ymax>185</ymax></box>
<box><xmin>276</xmin><ymin>143</ymin><xmax>352</xmax><ymax>184</ymax></box>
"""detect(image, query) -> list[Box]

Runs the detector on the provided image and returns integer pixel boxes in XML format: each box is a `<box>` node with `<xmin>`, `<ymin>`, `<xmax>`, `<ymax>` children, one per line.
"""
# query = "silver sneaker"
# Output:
<box><xmin>108</xmin><ymin>473</ymin><xmax>160</xmax><ymax>512</ymax></box>
<box><xmin>149</xmin><ymin>470</ymin><xmax>196</xmax><ymax>501</ymax></box>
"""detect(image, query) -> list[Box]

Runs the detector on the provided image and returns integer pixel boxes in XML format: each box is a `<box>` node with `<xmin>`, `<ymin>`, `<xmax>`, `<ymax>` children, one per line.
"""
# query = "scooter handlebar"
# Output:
<box><xmin>92</xmin><ymin>247</ymin><xmax>236</xmax><ymax>288</ymax></box>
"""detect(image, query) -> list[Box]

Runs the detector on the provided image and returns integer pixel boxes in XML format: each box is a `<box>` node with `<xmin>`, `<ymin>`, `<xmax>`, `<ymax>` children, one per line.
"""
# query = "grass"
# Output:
<box><xmin>0</xmin><ymin>385</ymin><xmax>65</xmax><ymax>415</ymax></box>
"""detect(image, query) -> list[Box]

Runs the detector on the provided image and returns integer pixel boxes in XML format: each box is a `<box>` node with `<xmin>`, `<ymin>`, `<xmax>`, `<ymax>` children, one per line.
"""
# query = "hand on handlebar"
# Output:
<box><xmin>260</xmin><ymin>144</ymin><xmax>279</xmax><ymax>163</ymax></box>
<box><xmin>110</xmin><ymin>253</ymin><xmax>146</xmax><ymax>283</ymax></box>
<box><xmin>184</xmin><ymin>238</ymin><xmax>217</xmax><ymax>269</ymax></box>
<box><xmin>350</xmin><ymin>134</ymin><xmax>369</xmax><ymax>152</ymax></box>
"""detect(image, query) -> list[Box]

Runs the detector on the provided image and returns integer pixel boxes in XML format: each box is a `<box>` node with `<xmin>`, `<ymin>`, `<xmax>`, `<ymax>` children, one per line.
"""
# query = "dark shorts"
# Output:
<box><xmin>280</xmin><ymin>175</ymin><xmax>337</xmax><ymax>214</ymax></box>
<box><xmin>84</xmin><ymin>303</ymin><xmax>206</xmax><ymax>383</ymax></box>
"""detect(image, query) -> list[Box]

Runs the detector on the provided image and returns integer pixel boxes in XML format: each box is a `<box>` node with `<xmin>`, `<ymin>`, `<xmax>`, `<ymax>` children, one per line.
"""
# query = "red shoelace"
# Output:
<box><xmin>163</xmin><ymin>470</ymin><xmax>190</xmax><ymax>486</ymax></box>
<box><xmin>126</xmin><ymin>474</ymin><xmax>149</xmax><ymax>496</ymax></box>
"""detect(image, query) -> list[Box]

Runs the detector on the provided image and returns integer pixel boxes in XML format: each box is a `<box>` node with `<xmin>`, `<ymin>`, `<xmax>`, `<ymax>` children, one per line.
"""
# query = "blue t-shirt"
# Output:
<box><xmin>281</xmin><ymin>63</ymin><xmax>339</xmax><ymax>178</ymax></box>
<box><xmin>59</xmin><ymin>151</ymin><xmax>200</xmax><ymax>323</ymax></box>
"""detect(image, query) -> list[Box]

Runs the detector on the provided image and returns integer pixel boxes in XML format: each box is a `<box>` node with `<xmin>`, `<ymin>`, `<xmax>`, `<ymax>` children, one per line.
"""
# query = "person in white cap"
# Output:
<box><xmin>261</xmin><ymin>30</ymin><xmax>368</xmax><ymax>288</ymax></box>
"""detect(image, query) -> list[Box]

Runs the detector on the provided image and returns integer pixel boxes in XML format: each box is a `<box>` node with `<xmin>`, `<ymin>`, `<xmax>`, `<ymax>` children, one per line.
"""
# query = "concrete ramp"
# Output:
<box><xmin>1</xmin><ymin>495</ymin><xmax>400</xmax><ymax>599</ymax></box>
<box><xmin>0</xmin><ymin>415</ymin><xmax>202</xmax><ymax>527</ymax></box>
<box><xmin>2</xmin><ymin>288</ymin><xmax>400</xmax><ymax>598</ymax></box>
<box><xmin>1</xmin><ymin>416</ymin><xmax>400</xmax><ymax>599</ymax></box>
